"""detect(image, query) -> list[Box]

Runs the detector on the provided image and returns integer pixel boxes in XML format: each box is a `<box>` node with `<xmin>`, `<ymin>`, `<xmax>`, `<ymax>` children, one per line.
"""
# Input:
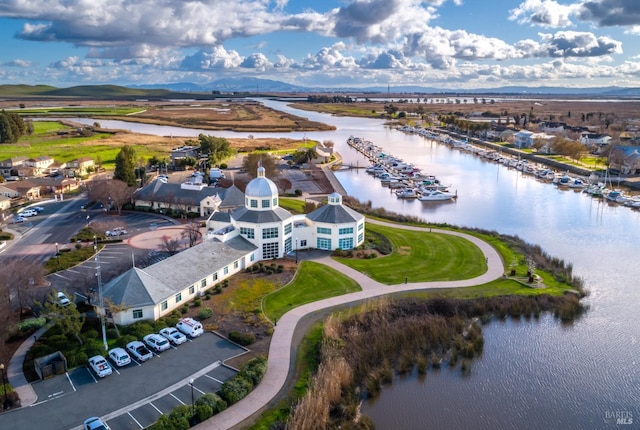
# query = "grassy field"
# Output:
<box><xmin>9</xmin><ymin>106</ymin><xmax>146</xmax><ymax>115</ymax></box>
<box><xmin>262</xmin><ymin>261</ymin><xmax>361</xmax><ymax>321</ymax></box>
<box><xmin>335</xmin><ymin>223</ymin><xmax>486</xmax><ymax>284</ymax></box>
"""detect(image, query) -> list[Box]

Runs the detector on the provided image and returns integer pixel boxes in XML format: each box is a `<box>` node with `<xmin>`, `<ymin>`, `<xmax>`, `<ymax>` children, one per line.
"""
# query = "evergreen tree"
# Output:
<box><xmin>0</xmin><ymin>113</ymin><xmax>13</xmax><ymax>143</ymax></box>
<box><xmin>113</xmin><ymin>145</ymin><xmax>137</xmax><ymax>186</ymax></box>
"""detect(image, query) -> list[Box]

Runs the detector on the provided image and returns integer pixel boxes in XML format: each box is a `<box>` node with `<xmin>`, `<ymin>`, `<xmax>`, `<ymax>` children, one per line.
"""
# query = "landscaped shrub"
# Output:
<box><xmin>195</xmin><ymin>404</ymin><xmax>213</xmax><ymax>422</ymax></box>
<box><xmin>237</xmin><ymin>356</ymin><xmax>267</xmax><ymax>385</ymax></box>
<box><xmin>123</xmin><ymin>322</ymin><xmax>155</xmax><ymax>339</ymax></box>
<box><xmin>116</xmin><ymin>334</ymin><xmax>137</xmax><ymax>348</ymax></box>
<box><xmin>195</xmin><ymin>393</ymin><xmax>227</xmax><ymax>415</ymax></box>
<box><xmin>17</xmin><ymin>317</ymin><xmax>46</xmax><ymax>332</ymax></box>
<box><xmin>219</xmin><ymin>377</ymin><xmax>253</xmax><ymax>405</ymax></box>
<box><xmin>47</xmin><ymin>334</ymin><xmax>69</xmax><ymax>350</ymax></box>
<box><xmin>180</xmin><ymin>305</ymin><xmax>189</xmax><ymax>314</ymax></box>
<box><xmin>215</xmin><ymin>285</ymin><xmax>222</xmax><ymax>294</ymax></box>
<box><xmin>228</xmin><ymin>331</ymin><xmax>256</xmax><ymax>346</ymax></box>
<box><xmin>149</xmin><ymin>405</ymin><xmax>190</xmax><ymax>430</ymax></box>
<box><xmin>194</xmin><ymin>299</ymin><xmax>202</xmax><ymax>307</ymax></box>
<box><xmin>106</xmin><ymin>328</ymin><xmax>119</xmax><ymax>339</ymax></box>
<box><xmin>164</xmin><ymin>315</ymin><xmax>179</xmax><ymax>327</ymax></box>
<box><xmin>198</xmin><ymin>307</ymin><xmax>213</xmax><ymax>320</ymax></box>
<box><xmin>205</xmin><ymin>294</ymin><xmax>211</xmax><ymax>300</ymax></box>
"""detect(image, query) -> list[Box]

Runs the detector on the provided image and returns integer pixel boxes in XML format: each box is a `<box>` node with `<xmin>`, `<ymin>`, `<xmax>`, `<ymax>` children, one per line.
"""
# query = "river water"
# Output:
<box><xmin>65</xmin><ymin>101</ymin><xmax>639</xmax><ymax>429</ymax></box>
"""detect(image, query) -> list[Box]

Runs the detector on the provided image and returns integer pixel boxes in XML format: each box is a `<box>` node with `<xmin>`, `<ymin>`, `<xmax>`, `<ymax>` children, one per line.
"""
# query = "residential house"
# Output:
<box><xmin>609</xmin><ymin>145</ymin><xmax>640</xmax><ymax>175</ymax></box>
<box><xmin>2</xmin><ymin>180</ymin><xmax>41</xmax><ymax>200</ymax></box>
<box><xmin>30</xmin><ymin>176</ymin><xmax>80</xmax><ymax>195</ymax></box>
<box><xmin>64</xmin><ymin>157</ymin><xmax>94</xmax><ymax>177</ymax></box>
<box><xmin>0</xmin><ymin>194</ymin><xmax>11</xmax><ymax>213</ymax></box>
<box><xmin>513</xmin><ymin>130</ymin><xmax>556</xmax><ymax>150</ymax></box>
<box><xmin>538</xmin><ymin>121</ymin><xmax>566</xmax><ymax>134</ymax></box>
<box><xmin>579</xmin><ymin>133</ymin><xmax>612</xmax><ymax>149</ymax></box>
<box><xmin>170</xmin><ymin>146</ymin><xmax>200</xmax><ymax>168</ymax></box>
<box><xmin>0</xmin><ymin>157</ymin><xmax>28</xmax><ymax>178</ymax></box>
<box><xmin>24</xmin><ymin>156</ymin><xmax>55</xmax><ymax>176</ymax></box>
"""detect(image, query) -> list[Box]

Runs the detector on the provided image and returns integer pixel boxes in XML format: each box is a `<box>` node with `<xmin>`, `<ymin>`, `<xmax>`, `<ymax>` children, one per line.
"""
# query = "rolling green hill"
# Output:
<box><xmin>0</xmin><ymin>84</ymin><xmax>209</xmax><ymax>99</ymax></box>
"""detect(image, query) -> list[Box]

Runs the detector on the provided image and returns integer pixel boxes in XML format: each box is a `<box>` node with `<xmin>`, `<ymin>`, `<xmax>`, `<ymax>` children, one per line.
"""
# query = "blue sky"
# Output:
<box><xmin>1</xmin><ymin>0</ymin><xmax>640</xmax><ymax>89</ymax></box>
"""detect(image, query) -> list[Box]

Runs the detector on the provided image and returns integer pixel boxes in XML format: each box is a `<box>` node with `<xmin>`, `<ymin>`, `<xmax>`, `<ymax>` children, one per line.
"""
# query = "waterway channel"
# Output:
<box><xmin>64</xmin><ymin>100</ymin><xmax>639</xmax><ymax>429</ymax></box>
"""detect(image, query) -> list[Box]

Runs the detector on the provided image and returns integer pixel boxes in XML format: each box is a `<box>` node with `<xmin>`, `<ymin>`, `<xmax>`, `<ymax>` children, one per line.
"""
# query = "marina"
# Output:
<box><xmin>347</xmin><ymin>136</ymin><xmax>458</xmax><ymax>202</ymax></box>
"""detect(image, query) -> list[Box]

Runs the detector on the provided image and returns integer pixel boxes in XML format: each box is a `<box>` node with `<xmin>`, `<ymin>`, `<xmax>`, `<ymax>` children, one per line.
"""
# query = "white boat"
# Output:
<box><xmin>395</xmin><ymin>188</ymin><xmax>418</xmax><ymax>199</ymax></box>
<box><xmin>568</xmin><ymin>178</ymin><xmax>587</xmax><ymax>189</ymax></box>
<box><xmin>418</xmin><ymin>189</ymin><xmax>457</xmax><ymax>201</ymax></box>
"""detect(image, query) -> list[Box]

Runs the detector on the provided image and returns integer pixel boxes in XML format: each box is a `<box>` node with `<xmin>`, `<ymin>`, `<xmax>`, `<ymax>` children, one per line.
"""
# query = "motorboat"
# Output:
<box><xmin>418</xmin><ymin>189</ymin><xmax>457</xmax><ymax>201</ymax></box>
<box><xmin>395</xmin><ymin>188</ymin><xmax>418</xmax><ymax>199</ymax></box>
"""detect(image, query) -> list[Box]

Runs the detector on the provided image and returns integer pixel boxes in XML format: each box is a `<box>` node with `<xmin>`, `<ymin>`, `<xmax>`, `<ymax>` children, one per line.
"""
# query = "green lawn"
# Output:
<box><xmin>262</xmin><ymin>261</ymin><xmax>361</xmax><ymax>321</ymax></box>
<box><xmin>278</xmin><ymin>197</ymin><xmax>306</xmax><ymax>213</ymax></box>
<box><xmin>335</xmin><ymin>223</ymin><xmax>486</xmax><ymax>284</ymax></box>
<box><xmin>0</xmin><ymin>121</ymin><xmax>163</xmax><ymax>169</ymax></box>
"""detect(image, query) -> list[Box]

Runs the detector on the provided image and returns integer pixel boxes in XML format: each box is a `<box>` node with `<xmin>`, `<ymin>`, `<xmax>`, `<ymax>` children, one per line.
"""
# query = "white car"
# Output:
<box><xmin>12</xmin><ymin>216</ymin><xmax>26</xmax><ymax>223</ymax></box>
<box><xmin>176</xmin><ymin>317</ymin><xmax>204</xmax><ymax>338</ymax></box>
<box><xmin>143</xmin><ymin>333</ymin><xmax>171</xmax><ymax>352</ymax></box>
<box><xmin>57</xmin><ymin>291</ymin><xmax>71</xmax><ymax>307</ymax></box>
<box><xmin>159</xmin><ymin>327</ymin><xmax>187</xmax><ymax>346</ymax></box>
<box><xmin>105</xmin><ymin>227</ymin><xmax>127</xmax><ymax>237</ymax></box>
<box><xmin>32</xmin><ymin>206</ymin><xmax>45</xmax><ymax>212</ymax></box>
<box><xmin>126</xmin><ymin>341</ymin><xmax>153</xmax><ymax>362</ymax></box>
<box><xmin>108</xmin><ymin>348</ymin><xmax>131</xmax><ymax>367</ymax></box>
<box><xmin>88</xmin><ymin>355</ymin><xmax>112</xmax><ymax>378</ymax></box>
<box><xmin>18</xmin><ymin>209</ymin><xmax>37</xmax><ymax>217</ymax></box>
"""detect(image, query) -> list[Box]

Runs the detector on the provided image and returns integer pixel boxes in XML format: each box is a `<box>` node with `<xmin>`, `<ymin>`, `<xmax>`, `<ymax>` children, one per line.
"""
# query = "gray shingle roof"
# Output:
<box><xmin>306</xmin><ymin>204</ymin><xmax>364</xmax><ymax>224</ymax></box>
<box><xmin>233</xmin><ymin>206</ymin><xmax>292</xmax><ymax>224</ymax></box>
<box><xmin>219</xmin><ymin>185</ymin><xmax>245</xmax><ymax>209</ymax></box>
<box><xmin>102</xmin><ymin>236</ymin><xmax>257</xmax><ymax>308</ymax></box>
<box><xmin>134</xmin><ymin>182</ymin><xmax>233</xmax><ymax>207</ymax></box>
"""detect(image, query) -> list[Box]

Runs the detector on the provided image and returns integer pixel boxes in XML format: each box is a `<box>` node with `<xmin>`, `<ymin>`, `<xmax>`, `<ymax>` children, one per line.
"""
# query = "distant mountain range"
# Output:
<box><xmin>2</xmin><ymin>79</ymin><xmax>640</xmax><ymax>98</ymax></box>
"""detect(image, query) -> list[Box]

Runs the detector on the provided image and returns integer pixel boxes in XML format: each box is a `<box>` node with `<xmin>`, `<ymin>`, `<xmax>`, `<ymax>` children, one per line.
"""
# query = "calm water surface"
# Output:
<box><xmin>69</xmin><ymin>101</ymin><xmax>640</xmax><ymax>429</ymax></box>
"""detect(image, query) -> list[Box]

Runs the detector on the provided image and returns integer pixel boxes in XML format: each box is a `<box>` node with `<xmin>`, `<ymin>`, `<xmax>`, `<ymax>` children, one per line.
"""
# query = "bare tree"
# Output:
<box><xmin>87</xmin><ymin>179</ymin><xmax>134</xmax><ymax>215</ymax></box>
<box><xmin>103</xmin><ymin>298</ymin><xmax>130</xmax><ymax>337</ymax></box>
<box><xmin>0</xmin><ymin>258</ymin><xmax>47</xmax><ymax>315</ymax></box>
<box><xmin>158</xmin><ymin>235</ymin><xmax>182</xmax><ymax>255</ymax></box>
<box><xmin>182</xmin><ymin>222</ymin><xmax>202</xmax><ymax>248</ymax></box>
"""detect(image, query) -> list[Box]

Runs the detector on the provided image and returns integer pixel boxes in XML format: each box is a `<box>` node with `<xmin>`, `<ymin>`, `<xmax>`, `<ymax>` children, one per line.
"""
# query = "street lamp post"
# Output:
<box><xmin>55</xmin><ymin>242</ymin><xmax>59</xmax><ymax>266</ymax></box>
<box><xmin>295</xmin><ymin>238</ymin><xmax>298</xmax><ymax>264</ymax></box>
<box><xmin>189</xmin><ymin>378</ymin><xmax>195</xmax><ymax>418</ymax></box>
<box><xmin>0</xmin><ymin>363</ymin><xmax>7</xmax><ymax>410</ymax></box>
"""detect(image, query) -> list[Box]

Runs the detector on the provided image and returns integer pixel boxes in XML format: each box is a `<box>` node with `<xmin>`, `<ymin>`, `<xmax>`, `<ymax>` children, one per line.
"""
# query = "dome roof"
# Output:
<box><xmin>245</xmin><ymin>166</ymin><xmax>278</xmax><ymax>199</ymax></box>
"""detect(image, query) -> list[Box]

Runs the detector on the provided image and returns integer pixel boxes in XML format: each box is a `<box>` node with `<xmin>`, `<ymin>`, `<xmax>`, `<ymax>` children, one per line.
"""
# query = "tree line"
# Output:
<box><xmin>0</xmin><ymin>110</ymin><xmax>32</xmax><ymax>143</ymax></box>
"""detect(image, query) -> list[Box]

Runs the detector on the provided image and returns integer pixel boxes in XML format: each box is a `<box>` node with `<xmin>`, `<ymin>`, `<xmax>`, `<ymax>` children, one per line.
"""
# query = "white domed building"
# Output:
<box><xmin>207</xmin><ymin>166</ymin><xmax>365</xmax><ymax>258</ymax></box>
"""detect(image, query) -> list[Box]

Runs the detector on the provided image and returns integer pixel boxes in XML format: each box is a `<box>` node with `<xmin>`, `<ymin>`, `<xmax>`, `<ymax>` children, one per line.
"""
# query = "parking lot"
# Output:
<box><xmin>0</xmin><ymin>332</ymin><xmax>246</xmax><ymax>430</ymax></box>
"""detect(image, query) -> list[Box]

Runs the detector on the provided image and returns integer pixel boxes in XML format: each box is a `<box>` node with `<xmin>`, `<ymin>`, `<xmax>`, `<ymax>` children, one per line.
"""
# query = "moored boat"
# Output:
<box><xmin>418</xmin><ymin>189</ymin><xmax>458</xmax><ymax>201</ymax></box>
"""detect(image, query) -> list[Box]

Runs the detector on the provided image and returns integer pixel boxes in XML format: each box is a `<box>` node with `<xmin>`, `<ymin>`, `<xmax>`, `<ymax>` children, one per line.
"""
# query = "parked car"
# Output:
<box><xmin>88</xmin><ymin>355</ymin><xmax>112</xmax><ymax>378</ymax></box>
<box><xmin>83</xmin><ymin>416</ymin><xmax>111</xmax><ymax>430</ymax></box>
<box><xmin>176</xmin><ymin>317</ymin><xmax>204</xmax><ymax>338</ymax></box>
<box><xmin>105</xmin><ymin>227</ymin><xmax>127</xmax><ymax>237</ymax></box>
<box><xmin>126</xmin><ymin>340</ymin><xmax>153</xmax><ymax>362</ymax></box>
<box><xmin>32</xmin><ymin>206</ymin><xmax>45</xmax><ymax>212</ymax></box>
<box><xmin>159</xmin><ymin>327</ymin><xmax>187</xmax><ymax>345</ymax></box>
<box><xmin>57</xmin><ymin>291</ymin><xmax>71</xmax><ymax>307</ymax></box>
<box><xmin>143</xmin><ymin>333</ymin><xmax>171</xmax><ymax>352</ymax></box>
<box><xmin>108</xmin><ymin>347</ymin><xmax>131</xmax><ymax>367</ymax></box>
<box><xmin>12</xmin><ymin>216</ymin><xmax>26</xmax><ymax>223</ymax></box>
<box><xmin>18</xmin><ymin>209</ymin><xmax>37</xmax><ymax>217</ymax></box>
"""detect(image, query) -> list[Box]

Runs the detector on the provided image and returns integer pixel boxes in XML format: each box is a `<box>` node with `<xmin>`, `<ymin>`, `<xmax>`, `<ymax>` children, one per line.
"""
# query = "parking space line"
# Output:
<box><xmin>193</xmin><ymin>385</ymin><xmax>206</xmax><ymax>395</ymax></box>
<box><xmin>204</xmin><ymin>374</ymin><xmax>224</xmax><ymax>384</ymax></box>
<box><xmin>53</xmin><ymin>272</ymin><xmax>71</xmax><ymax>280</ymax></box>
<box><xmin>127</xmin><ymin>412</ymin><xmax>144</xmax><ymax>429</ymax></box>
<box><xmin>170</xmin><ymin>393</ymin><xmax>185</xmax><ymax>405</ymax></box>
<box><xmin>66</xmin><ymin>372</ymin><xmax>77</xmax><ymax>392</ymax></box>
<box><xmin>87</xmin><ymin>367</ymin><xmax>99</xmax><ymax>384</ymax></box>
<box><xmin>149</xmin><ymin>402</ymin><xmax>163</xmax><ymax>415</ymax></box>
<box><xmin>66</xmin><ymin>269</ymin><xmax>82</xmax><ymax>274</ymax></box>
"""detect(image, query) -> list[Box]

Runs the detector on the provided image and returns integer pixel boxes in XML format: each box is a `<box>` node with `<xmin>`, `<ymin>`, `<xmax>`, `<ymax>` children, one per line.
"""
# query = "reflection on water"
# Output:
<box><xmin>51</xmin><ymin>100</ymin><xmax>640</xmax><ymax>428</ymax></box>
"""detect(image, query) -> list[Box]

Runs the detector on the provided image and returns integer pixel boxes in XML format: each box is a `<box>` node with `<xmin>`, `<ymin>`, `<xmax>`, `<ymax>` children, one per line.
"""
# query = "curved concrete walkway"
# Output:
<box><xmin>195</xmin><ymin>219</ymin><xmax>505</xmax><ymax>429</ymax></box>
